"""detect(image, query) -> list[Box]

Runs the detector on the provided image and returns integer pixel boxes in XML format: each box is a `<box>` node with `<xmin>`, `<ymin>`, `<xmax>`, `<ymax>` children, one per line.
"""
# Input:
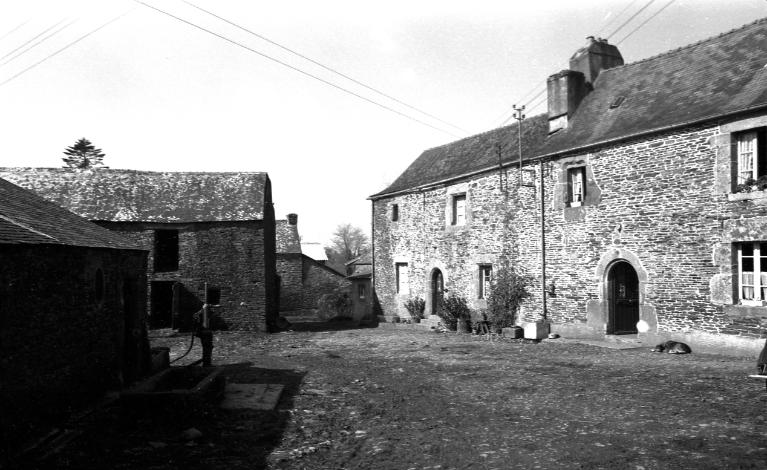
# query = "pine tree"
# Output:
<box><xmin>62</xmin><ymin>138</ymin><xmax>107</xmax><ymax>168</ymax></box>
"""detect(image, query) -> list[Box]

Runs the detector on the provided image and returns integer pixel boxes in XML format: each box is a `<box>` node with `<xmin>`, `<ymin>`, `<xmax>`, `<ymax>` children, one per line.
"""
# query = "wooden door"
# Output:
<box><xmin>608</xmin><ymin>261</ymin><xmax>639</xmax><ymax>334</ymax></box>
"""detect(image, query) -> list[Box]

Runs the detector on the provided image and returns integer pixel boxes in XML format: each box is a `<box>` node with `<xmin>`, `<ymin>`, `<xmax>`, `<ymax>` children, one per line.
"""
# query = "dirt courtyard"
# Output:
<box><xmin>36</xmin><ymin>325</ymin><xmax>767</xmax><ymax>469</ymax></box>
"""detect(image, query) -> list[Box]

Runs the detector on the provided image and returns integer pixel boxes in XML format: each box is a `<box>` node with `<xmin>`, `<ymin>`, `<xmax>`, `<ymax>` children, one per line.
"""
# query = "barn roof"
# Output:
<box><xmin>0</xmin><ymin>177</ymin><xmax>142</xmax><ymax>250</ymax></box>
<box><xmin>0</xmin><ymin>168</ymin><xmax>270</xmax><ymax>222</ymax></box>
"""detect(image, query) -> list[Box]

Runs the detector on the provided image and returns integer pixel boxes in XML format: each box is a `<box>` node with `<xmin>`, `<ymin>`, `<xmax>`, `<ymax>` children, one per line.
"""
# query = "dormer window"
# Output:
<box><xmin>452</xmin><ymin>194</ymin><xmax>466</xmax><ymax>225</ymax></box>
<box><xmin>567</xmin><ymin>167</ymin><xmax>586</xmax><ymax>207</ymax></box>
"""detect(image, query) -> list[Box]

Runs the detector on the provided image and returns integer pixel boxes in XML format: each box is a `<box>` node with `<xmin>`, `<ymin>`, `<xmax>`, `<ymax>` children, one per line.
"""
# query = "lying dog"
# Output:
<box><xmin>651</xmin><ymin>340</ymin><xmax>692</xmax><ymax>354</ymax></box>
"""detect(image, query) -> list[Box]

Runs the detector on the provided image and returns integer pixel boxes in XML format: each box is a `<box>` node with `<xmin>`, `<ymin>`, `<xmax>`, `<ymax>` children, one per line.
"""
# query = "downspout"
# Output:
<box><xmin>540</xmin><ymin>159</ymin><xmax>548</xmax><ymax>321</ymax></box>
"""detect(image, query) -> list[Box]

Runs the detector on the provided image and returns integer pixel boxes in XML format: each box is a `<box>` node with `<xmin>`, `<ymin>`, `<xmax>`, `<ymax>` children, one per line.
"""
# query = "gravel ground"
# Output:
<box><xmin>27</xmin><ymin>324</ymin><xmax>767</xmax><ymax>469</ymax></box>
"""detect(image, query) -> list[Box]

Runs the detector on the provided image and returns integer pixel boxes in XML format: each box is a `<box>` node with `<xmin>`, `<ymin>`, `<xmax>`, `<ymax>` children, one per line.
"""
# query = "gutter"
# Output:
<box><xmin>369</xmin><ymin>103</ymin><xmax>767</xmax><ymax>201</ymax></box>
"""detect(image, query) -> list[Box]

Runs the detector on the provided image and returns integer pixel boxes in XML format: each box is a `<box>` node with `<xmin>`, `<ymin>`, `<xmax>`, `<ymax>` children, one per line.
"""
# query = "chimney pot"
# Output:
<box><xmin>287</xmin><ymin>213</ymin><xmax>298</xmax><ymax>225</ymax></box>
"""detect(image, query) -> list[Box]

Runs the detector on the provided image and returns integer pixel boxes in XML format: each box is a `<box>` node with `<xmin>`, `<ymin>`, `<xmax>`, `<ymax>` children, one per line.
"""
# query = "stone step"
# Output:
<box><xmin>603</xmin><ymin>334</ymin><xmax>641</xmax><ymax>344</ymax></box>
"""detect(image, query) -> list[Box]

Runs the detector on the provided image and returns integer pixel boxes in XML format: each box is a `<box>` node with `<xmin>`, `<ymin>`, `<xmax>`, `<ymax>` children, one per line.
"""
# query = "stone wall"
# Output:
<box><xmin>0</xmin><ymin>245</ymin><xmax>148</xmax><ymax>445</ymax></box>
<box><xmin>277</xmin><ymin>254</ymin><xmax>304</xmax><ymax>311</ymax></box>
<box><xmin>100</xmin><ymin>220</ymin><xmax>273</xmax><ymax>331</ymax></box>
<box><xmin>300</xmin><ymin>256</ymin><xmax>351</xmax><ymax>310</ymax></box>
<box><xmin>374</xmin><ymin>114</ymin><xmax>767</xmax><ymax>351</ymax></box>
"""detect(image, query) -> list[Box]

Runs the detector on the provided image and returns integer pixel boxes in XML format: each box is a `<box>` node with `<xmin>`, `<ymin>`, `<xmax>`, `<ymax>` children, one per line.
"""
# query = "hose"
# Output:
<box><xmin>169</xmin><ymin>330</ymin><xmax>196</xmax><ymax>364</ymax></box>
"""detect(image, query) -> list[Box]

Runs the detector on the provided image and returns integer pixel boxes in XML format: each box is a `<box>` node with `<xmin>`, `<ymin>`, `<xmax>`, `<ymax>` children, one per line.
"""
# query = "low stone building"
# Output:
<box><xmin>346</xmin><ymin>254</ymin><xmax>373</xmax><ymax>320</ymax></box>
<box><xmin>0</xmin><ymin>177</ymin><xmax>148</xmax><ymax>451</ymax></box>
<box><xmin>276</xmin><ymin>213</ymin><xmax>350</xmax><ymax>314</ymax></box>
<box><xmin>0</xmin><ymin>169</ymin><xmax>278</xmax><ymax>332</ymax></box>
<box><xmin>371</xmin><ymin>19</ymin><xmax>767</xmax><ymax>355</ymax></box>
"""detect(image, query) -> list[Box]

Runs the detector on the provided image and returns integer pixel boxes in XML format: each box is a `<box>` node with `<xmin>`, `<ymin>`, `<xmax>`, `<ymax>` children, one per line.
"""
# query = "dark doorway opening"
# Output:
<box><xmin>122</xmin><ymin>279</ymin><xmax>140</xmax><ymax>384</ymax></box>
<box><xmin>431</xmin><ymin>269</ymin><xmax>444</xmax><ymax>316</ymax></box>
<box><xmin>607</xmin><ymin>261</ymin><xmax>639</xmax><ymax>334</ymax></box>
<box><xmin>150</xmin><ymin>281</ymin><xmax>175</xmax><ymax>328</ymax></box>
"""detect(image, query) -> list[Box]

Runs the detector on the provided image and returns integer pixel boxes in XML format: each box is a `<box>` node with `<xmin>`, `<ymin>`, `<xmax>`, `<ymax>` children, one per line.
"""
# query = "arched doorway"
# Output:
<box><xmin>431</xmin><ymin>269</ymin><xmax>444</xmax><ymax>316</ymax></box>
<box><xmin>607</xmin><ymin>260</ymin><xmax>639</xmax><ymax>334</ymax></box>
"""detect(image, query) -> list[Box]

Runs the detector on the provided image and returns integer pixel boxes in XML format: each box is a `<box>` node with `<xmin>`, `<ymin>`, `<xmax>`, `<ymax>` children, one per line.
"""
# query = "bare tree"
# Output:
<box><xmin>325</xmin><ymin>224</ymin><xmax>370</xmax><ymax>274</ymax></box>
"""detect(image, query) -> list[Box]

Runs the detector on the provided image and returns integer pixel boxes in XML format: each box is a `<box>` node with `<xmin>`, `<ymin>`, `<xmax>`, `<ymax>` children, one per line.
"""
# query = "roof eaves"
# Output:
<box><xmin>369</xmin><ymin>157</ymin><xmax>523</xmax><ymax>200</ymax></box>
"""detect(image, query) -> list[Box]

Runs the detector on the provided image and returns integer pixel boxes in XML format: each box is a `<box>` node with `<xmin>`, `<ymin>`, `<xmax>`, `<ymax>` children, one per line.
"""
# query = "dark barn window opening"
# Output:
<box><xmin>206</xmin><ymin>285</ymin><xmax>222</xmax><ymax>305</ymax></box>
<box><xmin>154</xmin><ymin>229</ymin><xmax>179</xmax><ymax>272</ymax></box>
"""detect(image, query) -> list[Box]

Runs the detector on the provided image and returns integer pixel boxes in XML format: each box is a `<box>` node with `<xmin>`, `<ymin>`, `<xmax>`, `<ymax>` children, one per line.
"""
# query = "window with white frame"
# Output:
<box><xmin>567</xmin><ymin>167</ymin><xmax>586</xmax><ymax>206</ymax></box>
<box><xmin>396</xmin><ymin>262</ymin><xmax>409</xmax><ymax>294</ymax></box>
<box><xmin>737</xmin><ymin>242</ymin><xmax>767</xmax><ymax>305</ymax></box>
<box><xmin>736</xmin><ymin>130</ymin><xmax>766</xmax><ymax>185</ymax></box>
<box><xmin>478</xmin><ymin>264</ymin><xmax>492</xmax><ymax>299</ymax></box>
<box><xmin>451</xmin><ymin>194</ymin><xmax>466</xmax><ymax>225</ymax></box>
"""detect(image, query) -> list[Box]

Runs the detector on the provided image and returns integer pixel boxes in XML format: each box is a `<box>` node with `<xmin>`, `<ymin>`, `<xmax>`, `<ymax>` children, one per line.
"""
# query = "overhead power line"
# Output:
<box><xmin>0</xmin><ymin>8</ymin><xmax>135</xmax><ymax>88</ymax></box>
<box><xmin>605</xmin><ymin>0</ymin><xmax>657</xmax><ymax>39</ymax></box>
<box><xmin>182</xmin><ymin>0</ymin><xmax>468</xmax><ymax>135</ymax></box>
<box><xmin>0</xmin><ymin>19</ymin><xmax>78</xmax><ymax>68</ymax></box>
<box><xmin>135</xmin><ymin>1</ymin><xmax>461</xmax><ymax>138</ymax></box>
<box><xmin>0</xmin><ymin>18</ymin><xmax>68</xmax><ymax>62</ymax></box>
<box><xmin>615</xmin><ymin>0</ymin><xmax>676</xmax><ymax>45</ymax></box>
<box><xmin>0</xmin><ymin>20</ymin><xmax>30</xmax><ymax>42</ymax></box>
<box><xmin>497</xmin><ymin>83</ymin><xmax>547</xmax><ymax>127</ymax></box>
<box><xmin>597</xmin><ymin>0</ymin><xmax>640</xmax><ymax>38</ymax></box>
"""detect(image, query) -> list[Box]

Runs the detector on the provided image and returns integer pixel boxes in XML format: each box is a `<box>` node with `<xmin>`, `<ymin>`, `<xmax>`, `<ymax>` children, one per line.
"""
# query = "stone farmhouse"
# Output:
<box><xmin>276</xmin><ymin>213</ymin><xmax>350</xmax><ymax>313</ymax></box>
<box><xmin>0</xmin><ymin>177</ymin><xmax>149</xmax><ymax>447</ymax></box>
<box><xmin>370</xmin><ymin>18</ymin><xmax>767</xmax><ymax>355</ymax></box>
<box><xmin>0</xmin><ymin>169</ymin><xmax>278</xmax><ymax>332</ymax></box>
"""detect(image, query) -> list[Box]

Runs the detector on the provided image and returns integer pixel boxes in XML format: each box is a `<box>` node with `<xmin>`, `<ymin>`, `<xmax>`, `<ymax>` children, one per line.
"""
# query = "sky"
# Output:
<box><xmin>0</xmin><ymin>0</ymin><xmax>765</xmax><ymax>245</ymax></box>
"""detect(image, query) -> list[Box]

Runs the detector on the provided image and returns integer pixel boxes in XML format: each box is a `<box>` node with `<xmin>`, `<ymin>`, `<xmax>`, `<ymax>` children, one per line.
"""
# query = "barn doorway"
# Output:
<box><xmin>607</xmin><ymin>261</ymin><xmax>639</xmax><ymax>334</ymax></box>
<box><xmin>430</xmin><ymin>269</ymin><xmax>444</xmax><ymax>316</ymax></box>
<box><xmin>150</xmin><ymin>281</ymin><xmax>175</xmax><ymax>328</ymax></box>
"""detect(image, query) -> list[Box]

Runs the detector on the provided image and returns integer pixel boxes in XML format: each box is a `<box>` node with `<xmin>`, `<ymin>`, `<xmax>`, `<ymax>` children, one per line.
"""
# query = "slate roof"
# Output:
<box><xmin>0</xmin><ymin>168</ymin><xmax>269</xmax><ymax>222</ymax></box>
<box><xmin>347</xmin><ymin>265</ymin><xmax>372</xmax><ymax>279</ymax></box>
<box><xmin>372</xmin><ymin>17</ymin><xmax>767</xmax><ymax>199</ymax></box>
<box><xmin>373</xmin><ymin>114</ymin><xmax>549</xmax><ymax>197</ymax></box>
<box><xmin>0</xmin><ymin>177</ymin><xmax>142</xmax><ymax>250</ymax></box>
<box><xmin>276</xmin><ymin>220</ymin><xmax>301</xmax><ymax>254</ymax></box>
<box><xmin>345</xmin><ymin>253</ymin><xmax>372</xmax><ymax>266</ymax></box>
<box><xmin>541</xmin><ymin>17</ymin><xmax>767</xmax><ymax>157</ymax></box>
<box><xmin>300</xmin><ymin>242</ymin><xmax>328</xmax><ymax>262</ymax></box>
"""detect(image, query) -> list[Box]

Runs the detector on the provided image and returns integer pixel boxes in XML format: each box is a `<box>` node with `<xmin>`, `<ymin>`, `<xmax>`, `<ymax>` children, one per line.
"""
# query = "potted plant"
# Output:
<box><xmin>403</xmin><ymin>296</ymin><xmax>426</xmax><ymax>323</ymax></box>
<box><xmin>438</xmin><ymin>295</ymin><xmax>472</xmax><ymax>333</ymax></box>
<box><xmin>485</xmin><ymin>263</ymin><xmax>533</xmax><ymax>337</ymax></box>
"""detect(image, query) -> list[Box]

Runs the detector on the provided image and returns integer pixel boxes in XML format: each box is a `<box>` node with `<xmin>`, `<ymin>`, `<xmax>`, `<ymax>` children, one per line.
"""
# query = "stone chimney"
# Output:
<box><xmin>287</xmin><ymin>213</ymin><xmax>298</xmax><ymax>225</ymax></box>
<box><xmin>547</xmin><ymin>70</ymin><xmax>587</xmax><ymax>134</ymax></box>
<box><xmin>547</xmin><ymin>36</ymin><xmax>623</xmax><ymax>134</ymax></box>
<box><xmin>569</xmin><ymin>36</ymin><xmax>623</xmax><ymax>86</ymax></box>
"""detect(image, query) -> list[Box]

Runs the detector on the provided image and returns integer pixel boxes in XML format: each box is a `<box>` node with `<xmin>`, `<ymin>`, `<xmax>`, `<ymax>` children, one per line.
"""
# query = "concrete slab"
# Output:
<box><xmin>220</xmin><ymin>383</ymin><xmax>284</xmax><ymax>411</ymax></box>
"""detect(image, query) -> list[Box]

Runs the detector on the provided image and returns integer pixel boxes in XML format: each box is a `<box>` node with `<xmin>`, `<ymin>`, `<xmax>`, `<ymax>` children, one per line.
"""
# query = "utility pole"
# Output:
<box><xmin>512</xmin><ymin>104</ymin><xmax>525</xmax><ymax>187</ymax></box>
<box><xmin>540</xmin><ymin>160</ymin><xmax>547</xmax><ymax>322</ymax></box>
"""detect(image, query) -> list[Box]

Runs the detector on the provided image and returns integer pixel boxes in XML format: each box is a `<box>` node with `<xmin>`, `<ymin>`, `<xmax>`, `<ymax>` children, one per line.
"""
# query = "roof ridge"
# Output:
<box><xmin>604</xmin><ymin>16</ymin><xmax>767</xmax><ymax>73</ymax></box>
<box><xmin>0</xmin><ymin>167</ymin><xmax>267</xmax><ymax>175</ymax></box>
<box><xmin>420</xmin><ymin>112</ymin><xmax>548</xmax><ymax>153</ymax></box>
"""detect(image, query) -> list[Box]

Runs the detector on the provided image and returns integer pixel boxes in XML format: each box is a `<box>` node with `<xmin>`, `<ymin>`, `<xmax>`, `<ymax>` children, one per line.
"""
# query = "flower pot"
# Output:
<box><xmin>456</xmin><ymin>319</ymin><xmax>471</xmax><ymax>334</ymax></box>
